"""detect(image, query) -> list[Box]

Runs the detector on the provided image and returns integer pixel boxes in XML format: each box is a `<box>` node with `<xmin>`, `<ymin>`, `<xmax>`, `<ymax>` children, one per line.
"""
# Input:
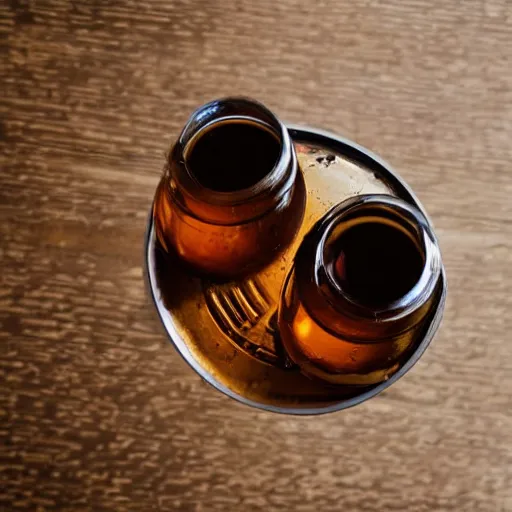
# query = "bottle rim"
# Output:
<box><xmin>167</xmin><ymin>97</ymin><xmax>297</xmax><ymax>225</ymax></box>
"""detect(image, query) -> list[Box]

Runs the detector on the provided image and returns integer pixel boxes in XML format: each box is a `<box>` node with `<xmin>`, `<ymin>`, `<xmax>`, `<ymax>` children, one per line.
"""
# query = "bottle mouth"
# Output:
<box><xmin>295</xmin><ymin>195</ymin><xmax>442</xmax><ymax>337</ymax></box>
<box><xmin>168</xmin><ymin>97</ymin><xmax>296</xmax><ymax>224</ymax></box>
<box><xmin>323</xmin><ymin>210</ymin><xmax>426</xmax><ymax>312</ymax></box>
<box><xmin>184</xmin><ymin>117</ymin><xmax>282</xmax><ymax>194</ymax></box>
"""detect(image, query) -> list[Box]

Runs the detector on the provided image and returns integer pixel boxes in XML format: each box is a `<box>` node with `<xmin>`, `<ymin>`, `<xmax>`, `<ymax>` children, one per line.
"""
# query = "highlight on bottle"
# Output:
<box><xmin>153</xmin><ymin>97</ymin><xmax>304</xmax><ymax>277</ymax></box>
<box><xmin>278</xmin><ymin>195</ymin><xmax>443</xmax><ymax>385</ymax></box>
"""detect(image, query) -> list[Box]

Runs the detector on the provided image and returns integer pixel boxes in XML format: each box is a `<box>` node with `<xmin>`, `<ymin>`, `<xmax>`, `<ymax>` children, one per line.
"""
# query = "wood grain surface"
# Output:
<box><xmin>1</xmin><ymin>0</ymin><xmax>511</xmax><ymax>510</ymax></box>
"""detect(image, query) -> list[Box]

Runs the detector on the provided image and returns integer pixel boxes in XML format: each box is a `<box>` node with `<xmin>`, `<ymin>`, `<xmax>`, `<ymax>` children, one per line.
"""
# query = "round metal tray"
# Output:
<box><xmin>144</xmin><ymin>126</ymin><xmax>447</xmax><ymax>415</ymax></box>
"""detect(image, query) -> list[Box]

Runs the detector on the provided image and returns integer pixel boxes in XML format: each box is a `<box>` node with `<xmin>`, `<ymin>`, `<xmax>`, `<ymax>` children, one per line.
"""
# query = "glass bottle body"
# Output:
<box><xmin>153</xmin><ymin>99</ymin><xmax>302</xmax><ymax>278</ymax></box>
<box><xmin>279</xmin><ymin>196</ymin><xmax>442</xmax><ymax>385</ymax></box>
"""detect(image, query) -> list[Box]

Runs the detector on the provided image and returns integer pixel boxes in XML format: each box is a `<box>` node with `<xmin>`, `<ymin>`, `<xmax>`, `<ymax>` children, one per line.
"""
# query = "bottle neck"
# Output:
<box><xmin>166</xmin><ymin>97</ymin><xmax>297</xmax><ymax>225</ymax></box>
<box><xmin>294</xmin><ymin>195</ymin><xmax>442</xmax><ymax>340</ymax></box>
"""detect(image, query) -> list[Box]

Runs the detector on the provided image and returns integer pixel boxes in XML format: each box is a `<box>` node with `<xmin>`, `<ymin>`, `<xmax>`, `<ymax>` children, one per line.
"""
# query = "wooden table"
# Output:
<box><xmin>2</xmin><ymin>1</ymin><xmax>511</xmax><ymax>510</ymax></box>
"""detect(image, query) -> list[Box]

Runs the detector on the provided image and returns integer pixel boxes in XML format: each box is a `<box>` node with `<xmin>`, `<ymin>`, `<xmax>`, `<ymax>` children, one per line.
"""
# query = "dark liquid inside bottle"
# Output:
<box><xmin>332</xmin><ymin>222</ymin><xmax>424</xmax><ymax>307</ymax></box>
<box><xmin>186</xmin><ymin>121</ymin><xmax>281</xmax><ymax>192</ymax></box>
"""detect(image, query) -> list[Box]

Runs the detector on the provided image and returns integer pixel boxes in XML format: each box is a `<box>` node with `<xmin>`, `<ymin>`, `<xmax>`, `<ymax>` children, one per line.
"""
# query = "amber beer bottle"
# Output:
<box><xmin>153</xmin><ymin>98</ymin><xmax>304</xmax><ymax>277</ymax></box>
<box><xmin>149</xmin><ymin>97</ymin><xmax>445</xmax><ymax>413</ymax></box>
<box><xmin>279</xmin><ymin>195</ymin><xmax>442</xmax><ymax>385</ymax></box>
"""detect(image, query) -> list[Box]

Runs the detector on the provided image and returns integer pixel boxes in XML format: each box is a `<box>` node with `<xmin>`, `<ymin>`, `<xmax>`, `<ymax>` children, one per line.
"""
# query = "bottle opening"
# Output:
<box><xmin>331</xmin><ymin>221</ymin><xmax>424</xmax><ymax>308</ymax></box>
<box><xmin>185</xmin><ymin>119</ymin><xmax>281</xmax><ymax>193</ymax></box>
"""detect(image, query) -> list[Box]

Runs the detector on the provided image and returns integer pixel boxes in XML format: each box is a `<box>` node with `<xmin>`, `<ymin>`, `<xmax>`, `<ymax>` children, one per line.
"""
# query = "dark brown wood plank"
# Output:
<box><xmin>1</xmin><ymin>0</ymin><xmax>511</xmax><ymax>510</ymax></box>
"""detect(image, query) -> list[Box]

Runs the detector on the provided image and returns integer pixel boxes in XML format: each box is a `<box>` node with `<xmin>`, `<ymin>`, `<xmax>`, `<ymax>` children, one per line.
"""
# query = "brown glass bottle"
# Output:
<box><xmin>153</xmin><ymin>98</ymin><xmax>305</xmax><ymax>278</ymax></box>
<box><xmin>279</xmin><ymin>195</ymin><xmax>443</xmax><ymax>385</ymax></box>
